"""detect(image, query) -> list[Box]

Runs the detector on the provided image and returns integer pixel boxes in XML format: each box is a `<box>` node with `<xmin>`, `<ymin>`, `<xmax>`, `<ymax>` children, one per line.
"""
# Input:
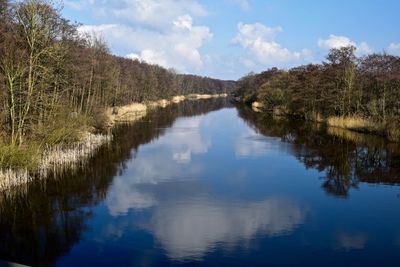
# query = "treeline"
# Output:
<box><xmin>0</xmin><ymin>0</ymin><xmax>235</xmax><ymax>146</ymax></box>
<box><xmin>234</xmin><ymin>46</ymin><xmax>400</xmax><ymax>140</ymax></box>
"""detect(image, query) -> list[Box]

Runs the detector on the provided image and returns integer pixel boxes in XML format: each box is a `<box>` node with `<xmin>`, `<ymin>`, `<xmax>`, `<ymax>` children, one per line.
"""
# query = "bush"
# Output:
<box><xmin>243</xmin><ymin>93</ymin><xmax>257</xmax><ymax>105</ymax></box>
<box><xmin>34</xmin><ymin>111</ymin><xmax>90</xmax><ymax>146</ymax></box>
<box><xmin>90</xmin><ymin>107</ymin><xmax>110</xmax><ymax>131</ymax></box>
<box><xmin>259</xmin><ymin>87</ymin><xmax>287</xmax><ymax>111</ymax></box>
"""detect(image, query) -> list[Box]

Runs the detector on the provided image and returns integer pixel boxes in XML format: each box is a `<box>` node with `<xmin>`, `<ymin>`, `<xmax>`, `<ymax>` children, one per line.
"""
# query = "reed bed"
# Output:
<box><xmin>326</xmin><ymin>116</ymin><xmax>400</xmax><ymax>142</ymax></box>
<box><xmin>39</xmin><ymin>133</ymin><xmax>112</xmax><ymax>176</ymax></box>
<box><xmin>0</xmin><ymin>133</ymin><xmax>112</xmax><ymax>191</ymax></box>
<box><xmin>0</xmin><ymin>168</ymin><xmax>30</xmax><ymax>192</ymax></box>
<box><xmin>327</xmin><ymin>116</ymin><xmax>377</xmax><ymax>131</ymax></box>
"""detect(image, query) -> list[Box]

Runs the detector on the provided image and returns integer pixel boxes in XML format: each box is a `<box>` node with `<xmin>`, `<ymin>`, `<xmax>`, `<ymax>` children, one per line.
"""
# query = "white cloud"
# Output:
<box><xmin>66</xmin><ymin>0</ymin><xmax>207</xmax><ymax>27</ymax></box>
<box><xmin>75</xmin><ymin>1</ymin><xmax>211</xmax><ymax>72</ymax></box>
<box><xmin>318</xmin><ymin>35</ymin><xmax>356</xmax><ymax>49</ymax></box>
<box><xmin>231</xmin><ymin>0</ymin><xmax>251</xmax><ymax>10</ymax></box>
<box><xmin>233</xmin><ymin>22</ymin><xmax>312</xmax><ymax>67</ymax></box>
<box><xmin>387</xmin><ymin>43</ymin><xmax>400</xmax><ymax>55</ymax></box>
<box><xmin>108</xmin><ymin>0</ymin><xmax>207</xmax><ymax>29</ymax></box>
<box><xmin>358</xmin><ymin>42</ymin><xmax>373</xmax><ymax>54</ymax></box>
<box><xmin>318</xmin><ymin>34</ymin><xmax>373</xmax><ymax>55</ymax></box>
<box><xmin>78</xmin><ymin>14</ymin><xmax>212</xmax><ymax>71</ymax></box>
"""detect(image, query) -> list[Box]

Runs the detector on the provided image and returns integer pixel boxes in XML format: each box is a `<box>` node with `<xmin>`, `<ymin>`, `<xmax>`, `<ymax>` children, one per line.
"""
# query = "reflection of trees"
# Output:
<box><xmin>0</xmin><ymin>98</ymin><xmax>230</xmax><ymax>267</ymax></box>
<box><xmin>237</xmin><ymin>106</ymin><xmax>400</xmax><ymax>198</ymax></box>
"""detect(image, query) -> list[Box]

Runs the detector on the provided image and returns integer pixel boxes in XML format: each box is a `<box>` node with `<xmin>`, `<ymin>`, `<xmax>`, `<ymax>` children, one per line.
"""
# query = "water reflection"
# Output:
<box><xmin>162</xmin><ymin>117</ymin><xmax>211</xmax><ymax>164</ymax></box>
<box><xmin>103</xmin><ymin>106</ymin><xmax>307</xmax><ymax>261</ymax></box>
<box><xmin>336</xmin><ymin>232</ymin><xmax>368</xmax><ymax>251</ymax></box>
<box><xmin>0</xmin><ymin>99</ymin><xmax>230</xmax><ymax>267</ymax></box>
<box><xmin>106</xmin><ymin>115</ymin><xmax>212</xmax><ymax>216</ymax></box>
<box><xmin>0</xmin><ymin>100</ymin><xmax>399</xmax><ymax>266</ymax></box>
<box><xmin>149</xmin><ymin>198</ymin><xmax>305</xmax><ymax>261</ymax></box>
<box><xmin>237</xmin><ymin>106</ymin><xmax>400</xmax><ymax>198</ymax></box>
<box><xmin>235</xmin><ymin>129</ymin><xmax>275</xmax><ymax>157</ymax></box>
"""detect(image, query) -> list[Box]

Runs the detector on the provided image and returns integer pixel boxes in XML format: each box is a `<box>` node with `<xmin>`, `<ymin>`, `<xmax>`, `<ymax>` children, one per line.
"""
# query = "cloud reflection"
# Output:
<box><xmin>235</xmin><ymin>129</ymin><xmax>274</xmax><ymax>158</ymax></box>
<box><xmin>104</xmin><ymin>112</ymin><xmax>306</xmax><ymax>261</ymax></box>
<box><xmin>106</xmin><ymin>116</ymin><xmax>210</xmax><ymax>215</ymax></box>
<box><xmin>149</xmin><ymin>198</ymin><xmax>305</xmax><ymax>261</ymax></box>
<box><xmin>159</xmin><ymin>116</ymin><xmax>211</xmax><ymax>164</ymax></box>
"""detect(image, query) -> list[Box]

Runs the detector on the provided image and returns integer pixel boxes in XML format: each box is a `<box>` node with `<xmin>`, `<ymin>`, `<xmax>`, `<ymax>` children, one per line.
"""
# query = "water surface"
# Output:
<box><xmin>1</xmin><ymin>99</ymin><xmax>400</xmax><ymax>266</ymax></box>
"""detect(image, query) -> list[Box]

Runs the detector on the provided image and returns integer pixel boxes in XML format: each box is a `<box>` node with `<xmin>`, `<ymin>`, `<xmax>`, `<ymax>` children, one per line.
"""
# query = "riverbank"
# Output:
<box><xmin>246</xmin><ymin>100</ymin><xmax>400</xmax><ymax>142</ymax></box>
<box><xmin>106</xmin><ymin>94</ymin><xmax>227</xmax><ymax>126</ymax></box>
<box><xmin>0</xmin><ymin>94</ymin><xmax>228</xmax><ymax>191</ymax></box>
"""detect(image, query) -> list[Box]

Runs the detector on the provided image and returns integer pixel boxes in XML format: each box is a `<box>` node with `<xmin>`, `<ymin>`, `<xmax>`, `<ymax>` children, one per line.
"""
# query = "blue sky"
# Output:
<box><xmin>62</xmin><ymin>0</ymin><xmax>400</xmax><ymax>80</ymax></box>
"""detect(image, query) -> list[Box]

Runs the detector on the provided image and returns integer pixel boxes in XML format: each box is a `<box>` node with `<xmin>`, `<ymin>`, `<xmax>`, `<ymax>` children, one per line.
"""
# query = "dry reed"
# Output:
<box><xmin>326</xmin><ymin>116</ymin><xmax>384</xmax><ymax>132</ymax></box>
<box><xmin>0</xmin><ymin>133</ymin><xmax>112</xmax><ymax>191</ymax></box>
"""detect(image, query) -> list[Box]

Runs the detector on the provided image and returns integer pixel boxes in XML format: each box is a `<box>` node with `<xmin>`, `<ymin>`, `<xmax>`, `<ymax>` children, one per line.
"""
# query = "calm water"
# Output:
<box><xmin>1</xmin><ymin>99</ymin><xmax>400</xmax><ymax>267</ymax></box>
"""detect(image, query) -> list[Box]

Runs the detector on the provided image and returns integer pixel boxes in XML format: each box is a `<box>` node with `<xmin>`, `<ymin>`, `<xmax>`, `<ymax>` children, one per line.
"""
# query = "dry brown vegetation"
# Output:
<box><xmin>0</xmin><ymin>0</ymin><xmax>233</xmax><ymax>190</ymax></box>
<box><xmin>234</xmin><ymin>46</ymin><xmax>400</xmax><ymax>141</ymax></box>
<box><xmin>327</xmin><ymin>116</ymin><xmax>380</xmax><ymax>132</ymax></box>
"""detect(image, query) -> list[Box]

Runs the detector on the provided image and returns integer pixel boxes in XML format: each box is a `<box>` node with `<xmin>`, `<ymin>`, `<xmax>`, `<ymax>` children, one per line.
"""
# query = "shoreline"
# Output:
<box><xmin>106</xmin><ymin>93</ymin><xmax>227</xmax><ymax>126</ymax></box>
<box><xmin>246</xmin><ymin>100</ymin><xmax>399</xmax><ymax>142</ymax></box>
<box><xmin>0</xmin><ymin>94</ymin><xmax>228</xmax><ymax>192</ymax></box>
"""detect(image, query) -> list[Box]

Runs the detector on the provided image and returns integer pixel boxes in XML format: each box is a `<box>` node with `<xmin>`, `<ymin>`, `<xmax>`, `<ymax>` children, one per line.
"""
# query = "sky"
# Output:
<box><xmin>62</xmin><ymin>0</ymin><xmax>400</xmax><ymax>80</ymax></box>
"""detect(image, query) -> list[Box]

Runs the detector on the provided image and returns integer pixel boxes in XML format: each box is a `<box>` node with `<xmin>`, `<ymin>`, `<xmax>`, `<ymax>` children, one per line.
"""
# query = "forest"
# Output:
<box><xmin>234</xmin><ymin>46</ymin><xmax>400</xmax><ymax>141</ymax></box>
<box><xmin>0</xmin><ymin>0</ymin><xmax>234</xmax><ymax>171</ymax></box>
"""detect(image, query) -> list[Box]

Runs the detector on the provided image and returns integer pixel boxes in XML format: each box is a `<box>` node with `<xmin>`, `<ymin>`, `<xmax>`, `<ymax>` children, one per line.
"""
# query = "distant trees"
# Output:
<box><xmin>234</xmin><ymin>45</ymin><xmax>400</xmax><ymax>123</ymax></box>
<box><xmin>0</xmin><ymin>0</ymin><xmax>234</xmax><ymax>145</ymax></box>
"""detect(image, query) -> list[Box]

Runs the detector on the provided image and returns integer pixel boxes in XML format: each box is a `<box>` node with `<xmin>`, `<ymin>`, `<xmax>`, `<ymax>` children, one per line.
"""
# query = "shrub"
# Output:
<box><xmin>34</xmin><ymin>111</ymin><xmax>90</xmax><ymax>146</ymax></box>
<box><xmin>90</xmin><ymin>107</ymin><xmax>110</xmax><ymax>131</ymax></box>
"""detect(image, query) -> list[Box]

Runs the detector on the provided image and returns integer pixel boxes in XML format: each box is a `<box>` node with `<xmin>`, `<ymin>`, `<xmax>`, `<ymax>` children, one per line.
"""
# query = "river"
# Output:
<box><xmin>1</xmin><ymin>99</ymin><xmax>400</xmax><ymax>266</ymax></box>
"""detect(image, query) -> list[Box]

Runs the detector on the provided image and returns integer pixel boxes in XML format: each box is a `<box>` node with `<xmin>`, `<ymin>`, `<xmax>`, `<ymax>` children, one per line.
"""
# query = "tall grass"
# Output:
<box><xmin>0</xmin><ymin>143</ymin><xmax>41</xmax><ymax>170</ymax></box>
<box><xmin>39</xmin><ymin>133</ymin><xmax>112</xmax><ymax>176</ymax></box>
<box><xmin>0</xmin><ymin>132</ymin><xmax>112</xmax><ymax>191</ymax></box>
<box><xmin>0</xmin><ymin>110</ymin><xmax>112</xmax><ymax>191</ymax></box>
<box><xmin>327</xmin><ymin>116</ymin><xmax>400</xmax><ymax>142</ymax></box>
<box><xmin>327</xmin><ymin>116</ymin><xmax>379</xmax><ymax>131</ymax></box>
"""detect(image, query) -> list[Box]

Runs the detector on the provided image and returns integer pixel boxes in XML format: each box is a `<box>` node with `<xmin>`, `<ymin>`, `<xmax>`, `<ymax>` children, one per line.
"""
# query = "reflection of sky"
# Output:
<box><xmin>235</xmin><ymin>128</ymin><xmax>273</xmax><ymax>157</ymax></box>
<box><xmin>336</xmin><ymin>232</ymin><xmax>368</xmax><ymax>251</ymax></box>
<box><xmin>106</xmin><ymin>115</ymin><xmax>210</xmax><ymax>216</ymax></box>
<box><xmin>103</xmin><ymin>110</ymin><xmax>306</xmax><ymax>261</ymax></box>
<box><xmin>150</xmin><ymin>198</ymin><xmax>305</xmax><ymax>261</ymax></box>
<box><xmin>158</xmin><ymin>116</ymin><xmax>211</xmax><ymax>164</ymax></box>
<box><xmin>56</xmin><ymin>107</ymin><xmax>400</xmax><ymax>266</ymax></box>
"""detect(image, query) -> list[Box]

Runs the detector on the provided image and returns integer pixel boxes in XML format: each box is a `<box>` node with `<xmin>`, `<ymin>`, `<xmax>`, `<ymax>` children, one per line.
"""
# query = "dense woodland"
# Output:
<box><xmin>0</xmin><ymin>0</ymin><xmax>235</xmax><ymax>148</ymax></box>
<box><xmin>234</xmin><ymin>46</ymin><xmax>400</xmax><ymax>140</ymax></box>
